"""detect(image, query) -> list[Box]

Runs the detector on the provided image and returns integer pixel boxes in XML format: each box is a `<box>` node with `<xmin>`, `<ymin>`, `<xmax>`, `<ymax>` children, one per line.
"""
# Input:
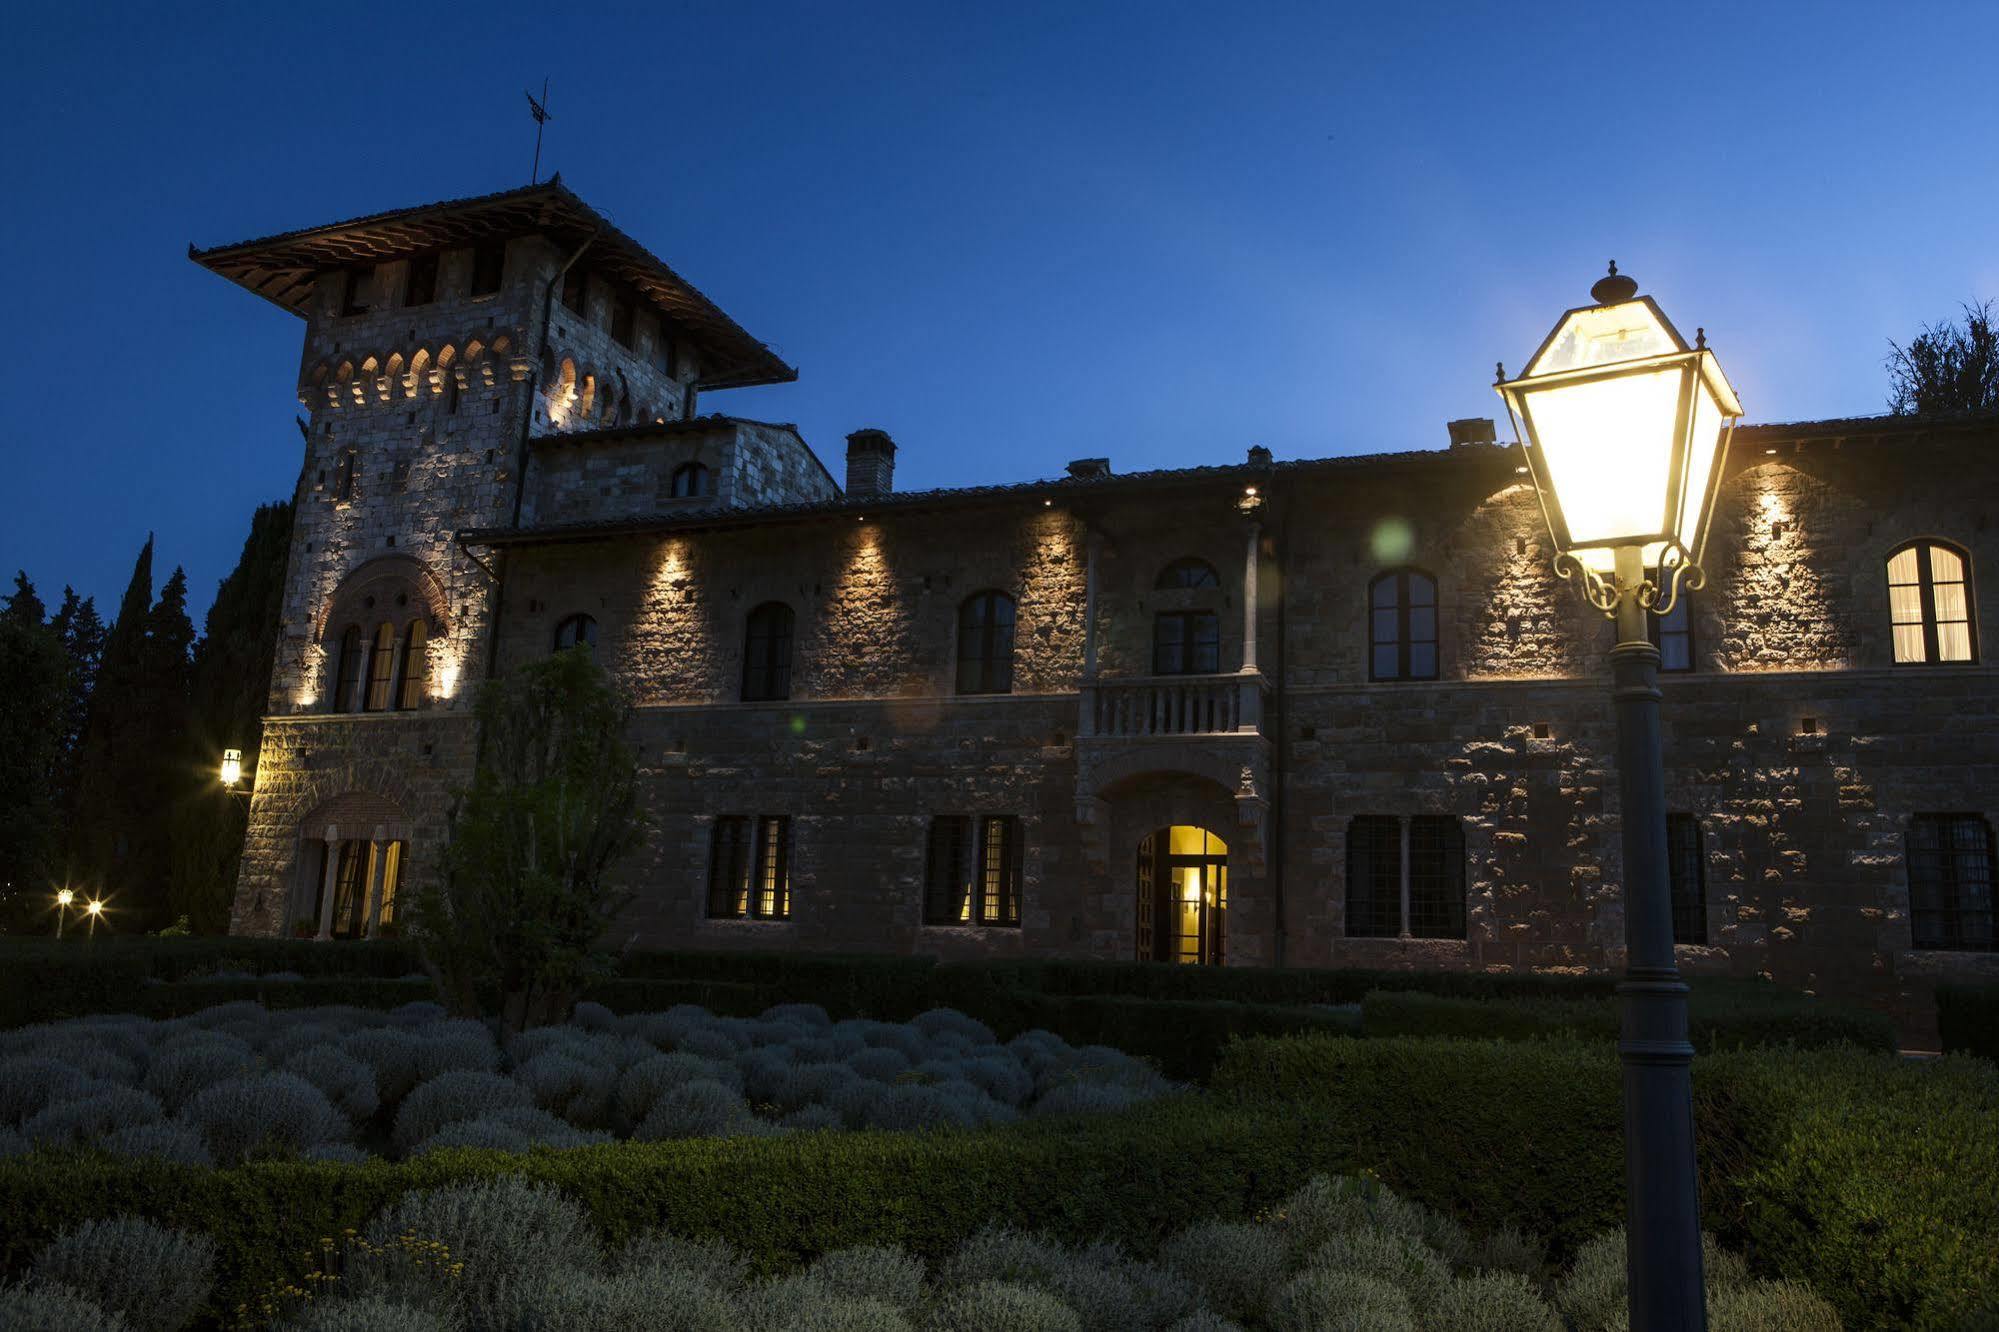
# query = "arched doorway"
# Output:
<box><xmin>1136</xmin><ymin>826</ymin><xmax>1228</xmax><ymax>964</ymax></box>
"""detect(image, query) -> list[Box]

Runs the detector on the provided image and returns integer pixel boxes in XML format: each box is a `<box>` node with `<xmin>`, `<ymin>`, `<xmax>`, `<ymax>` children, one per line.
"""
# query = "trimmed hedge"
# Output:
<box><xmin>0</xmin><ymin>939</ymin><xmax>421</xmax><ymax>1027</ymax></box>
<box><xmin>0</xmin><ymin>1092</ymin><xmax>1360</xmax><ymax>1326</ymax></box>
<box><xmin>1937</xmin><ymin>981</ymin><xmax>1999</xmax><ymax>1061</ymax></box>
<box><xmin>1360</xmin><ymin>980</ymin><xmax>1897</xmax><ymax>1053</ymax></box>
<box><xmin>1216</xmin><ymin>1034</ymin><xmax>1999</xmax><ymax>1330</ymax></box>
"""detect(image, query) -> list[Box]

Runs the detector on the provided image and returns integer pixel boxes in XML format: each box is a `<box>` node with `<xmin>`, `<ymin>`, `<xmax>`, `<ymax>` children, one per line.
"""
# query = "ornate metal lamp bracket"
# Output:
<box><xmin>1552</xmin><ymin>548</ymin><xmax>1705</xmax><ymax>620</ymax></box>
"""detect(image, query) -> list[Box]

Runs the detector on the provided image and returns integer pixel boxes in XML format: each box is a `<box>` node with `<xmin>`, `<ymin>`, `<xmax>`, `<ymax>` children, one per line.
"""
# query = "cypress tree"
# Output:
<box><xmin>70</xmin><ymin>537</ymin><xmax>160</xmax><ymax>924</ymax></box>
<box><xmin>0</xmin><ymin>575</ymin><xmax>70</xmax><ymax>932</ymax></box>
<box><xmin>172</xmin><ymin>501</ymin><xmax>294</xmax><ymax>932</ymax></box>
<box><xmin>4</xmin><ymin>572</ymin><xmax>46</xmax><ymax>627</ymax></box>
<box><xmin>48</xmin><ymin>588</ymin><xmax>104</xmax><ymax>874</ymax></box>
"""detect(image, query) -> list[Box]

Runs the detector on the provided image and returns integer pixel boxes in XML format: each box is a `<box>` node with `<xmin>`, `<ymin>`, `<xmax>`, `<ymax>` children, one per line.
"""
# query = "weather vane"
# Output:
<box><xmin>526</xmin><ymin>78</ymin><xmax>553</xmax><ymax>184</ymax></box>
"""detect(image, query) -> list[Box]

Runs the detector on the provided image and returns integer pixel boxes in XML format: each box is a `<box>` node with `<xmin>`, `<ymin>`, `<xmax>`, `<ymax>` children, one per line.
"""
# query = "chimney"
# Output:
<box><xmin>1246</xmin><ymin>444</ymin><xmax>1273</xmax><ymax>466</ymax></box>
<box><xmin>845</xmin><ymin>429</ymin><xmax>896</xmax><ymax>495</ymax></box>
<box><xmin>1447</xmin><ymin>418</ymin><xmax>1497</xmax><ymax>449</ymax></box>
<box><xmin>1066</xmin><ymin>457</ymin><xmax>1112</xmax><ymax>480</ymax></box>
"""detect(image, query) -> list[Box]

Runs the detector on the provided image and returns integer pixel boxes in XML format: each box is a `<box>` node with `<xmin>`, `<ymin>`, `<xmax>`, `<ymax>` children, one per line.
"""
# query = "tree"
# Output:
<box><xmin>171</xmin><ymin>502</ymin><xmax>292</xmax><ymax>932</ymax></box>
<box><xmin>411</xmin><ymin>647</ymin><xmax>646</xmax><ymax>1031</ymax></box>
<box><xmin>1886</xmin><ymin>300</ymin><xmax>1999</xmax><ymax>416</ymax></box>
<box><xmin>0</xmin><ymin>577</ymin><xmax>69</xmax><ymax>932</ymax></box>
<box><xmin>47</xmin><ymin>588</ymin><xmax>104</xmax><ymax>863</ymax></box>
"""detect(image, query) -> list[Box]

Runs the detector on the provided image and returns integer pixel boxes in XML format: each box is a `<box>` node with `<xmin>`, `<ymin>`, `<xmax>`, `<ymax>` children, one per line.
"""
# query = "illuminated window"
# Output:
<box><xmin>333</xmin><ymin>625</ymin><xmax>365</xmax><ymax>713</ymax></box>
<box><xmin>1369</xmin><ymin>569</ymin><xmax>1438</xmax><ymax>681</ymax></box>
<box><xmin>708</xmin><ymin>815</ymin><xmax>791</xmax><ymax>920</ymax></box>
<box><xmin>1887</xmin><ymin>540</ymin><xmax>1978</xmax><ymax>664</ymax></box>
<box><xmin>397</xmin><ymin>621</ymin><xmax>428</xmax><ymax>711</ymax></box>
<box><xmin>923</xmin><ymin>815</ymin><xmax>1020</xmax><ymax>926</ymax></box>
<box><xmin>742</xmin><ymin>602</ymin><xmax>794</xmax><ymax>701</ymax></box>
<box><xmin>1667</xmin><ymin>813</ymin><xmax>1706</xmax><ymax>945</ymax></box>
<box><xmin>364</xmin><ymin>623</ymin><xmax>397</xmax><ymax>711</ymax></box>
<box><xmin>1345</xmin><ymin>814</ymin><xmax>1464</xmax><ymax>939</ymax></box>
<box><xmin>404</xmin><ymin>254</ymin><xmax>438</xmax><ymax>307</ymax></box>
<box><xmin>1156</xmin><ymin>557</ymin><xmax>1220</xmax><ymax>590</ymax></box>
<box><xmin>1908</xmin><ymin>814</ymin><xmax>1995</xmax><ymax>951</ymax></box>
<box><xmin>553</xmin><ymin>613</ymin><xmax>597</xmax><ymax>652</ymax></box>
<box><xmin>669</xmin><ymin>462</ymin><xmax>711</xmax><ymax>499</ymax></box>
<box><xmin>1649</xmin><ymin>589</ymin><xmax>1695</xmax><ymax>673</ymax></box>
<box><xmin>469</xmin><ymin>241</ymin><xmax>506</xmax><ymax>297</ymax></box>
<box><xmin>956</xmin><ymin>591</ymin><xmax>1016</xmax><ymax>694</ymax></box>
<box><xmin>1153</xmin><ymin>611</ymin><xmax>1219</xmax><ymax>675</ymax></box>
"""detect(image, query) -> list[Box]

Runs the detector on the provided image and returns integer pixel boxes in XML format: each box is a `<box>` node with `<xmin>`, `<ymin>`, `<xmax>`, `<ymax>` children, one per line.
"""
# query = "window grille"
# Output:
<box><xmin>1344</xmin><ymin>816</ymin><xmax>1403</xmax><ymax>938</ymax></box>
<box><xmin>1908</xmin><ymin>813</ymin><xmax>1995</xmax><ymax>950</ymax></box>
<box><xmin>1407</xmin><ymin>815</ymin><xmax>1466</xmax><ymax>939</ymax></box>
<box><xmin>978</xmin><ymin>816</ymin><xmax>1021</xmax><ymax>926</ymax></box>
<box><xmin>1346</xmin><ymin>815</ymin><xmax>1466</xmax><ymax>939</ymax></box>
<box><xmin>1666</xmin><ymin>813</ymin><xmax>1706</xmax><ymax>944</ymax></box>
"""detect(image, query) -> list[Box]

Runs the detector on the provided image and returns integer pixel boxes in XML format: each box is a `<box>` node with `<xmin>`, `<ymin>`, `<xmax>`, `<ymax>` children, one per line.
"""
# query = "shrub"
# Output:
<box><xmin>1162</xmin><ymin>1315</ymin><xmax>1241</xmax><ymax>1332</ymax></box>
<box><xmin>282</xmin><ymin>1047</ymin><xmax>380</xmax><ymax>1124</ymax></box>
<box><xmin>0</xmin><ymin>1279</ymin><xmax>129</xmax><ymax>1331</ymax></box>
<box><xmin>615</xmin><ymin>1053</ymin><xmax>733</xmax><ymax>1128</ymax></box>
<box><xmin>1306</xmin><ymin>1229</ymin><xmax>1451</xmax><ymax>1316</ymax></box>
<box><xmin>634</xmin><ymin>1080</ymin><xmax>754</xmax><ymax>1140</ymax></box>
<box><xmin>23</xmin><ymin>1086</ymin><xmax>164</xmax><ymax>1148</ymax></box>
<box><xmin>177</xmin><ymin>1073</ymin><xmax>341</xmax><ymax>1164</ymax></box>
<box><xmin>1430</xmin><ymin>1272</ymin><xmax>1562</xmax><ymax>1332</ymax></box>
<box><xmin>809</xmin><ymin>1244</ymin><xmax>926</xmax><ymax>1310</ymax></box>
<box><xmin>1156</xmin><ymin>1222</ymin><xmax>1289</xmax><ymax>1324</ymax></box>
<box><xmin>1468</xmin><ymin>1225</ymin><xmax>1544</xmax><ymax>1279</ymax></box>
<box><xmin>279</xmin><ymin>1296</ymin><xmax>453</xmax><ymax>1332</ymax></box>
<box><xmin>1267</xmin><ymin>1175</ymin><xmax>1428</xmax><ymax>1260</ymax></box>
<box><xmin>142</xmin><ymin>1045</ymin><xmax>252</xmax><ymax>1115</ymax></box>
<box><xmin>928</xmin><ymin>1280</ymin><xmax>1082</xmax><ymax>1332</ymax></box>
<box><xmin>507</xmin><ymin>1266</ymin><xmax>744</xmax><ymax>1331</ymax></box>
<box><xmin>1268</xmin><ymin>1270</ymin><xmax>1415</xmax><ymax>1332</ymax></box>
<box><xmin>96</xmin><ymin>1122</ymin><xmax>212</xmax><ymax>1167</ymax></box>
<box><xmin>613</xmin><ymin>1230</ymin><xmax>750</xmax><ymax>1288</ymax></box>
<box><xmin>409</xmin><ymin>1029</ymin><xmax>502</xmax><ymax>1083</ymax></box>
<box><xmin>1937</xmin><ymin>982</ymin><xmax>1999</xmax><ymax>1061</ymax></box>
<box><xmin>763</xmin><ymin>1002</ymin><xmax>833</xmax><ymax>1029</ymax></box>
<box><xmin>1030</xmin><ymin>1246</ymin><xmax>1194</xmax><ymax>1331</ymax></box>
<box><xmin>514</xmin><ymin>1049</ymin><xmax>616</xmax><ymax>1126</ymax></box>
<box><xmin>0</xmin><ymin>1056</ymin><xmax>97</xmax><ymax>1126</ymax></box>
<box><xmin>340</xmin><ymin>1029</ymin><xmax>425</xmax><ymax>1106</ymax></box>
<box><xmin>34</xmin><ymin>1214</ymin><xmax>216</xmax><ymax>1332</ymax></box>
<box><xmin>846</xmin><ymin>1046</ymin><xmax>913</xmax><ymax>1084</ymax></box>
<box><xmin>392</xmin><ymin>1071</ymin><xmax>532</xmax><ymax>1153</ymax></box>
<box><xmin>303</xmin><ymin>1143</ymin><xmax>372</xmax><ymax>1164</ymax></box>
<box><xmin>1705</xmin><ymin>1279</ymin><xmax>1843</xmax><ymax>1330</ymax></box>
<box><xmin>348</xmin><ymin>1175</ymin><xmax>600</xmax><ymax>1326</ymax></box>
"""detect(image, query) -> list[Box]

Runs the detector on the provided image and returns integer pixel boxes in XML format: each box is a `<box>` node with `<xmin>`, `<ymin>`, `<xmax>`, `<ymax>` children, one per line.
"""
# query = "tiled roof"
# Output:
<box><xmin>190</xmin><ymin>178</ymin><xmax>794</xmax><ymax>390</ymax></box>
<box><xmin>459</xmin><ymin>408</ymin><xmax>1997</xmax><ymax>550</ymax></box>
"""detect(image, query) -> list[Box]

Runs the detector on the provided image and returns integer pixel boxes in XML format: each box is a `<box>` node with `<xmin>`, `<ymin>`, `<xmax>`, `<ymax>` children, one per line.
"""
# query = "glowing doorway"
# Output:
<box><xmin>1136</xmin><ymin>826</ymin><xmax>1228</xmax><ymax>965</ymax></box>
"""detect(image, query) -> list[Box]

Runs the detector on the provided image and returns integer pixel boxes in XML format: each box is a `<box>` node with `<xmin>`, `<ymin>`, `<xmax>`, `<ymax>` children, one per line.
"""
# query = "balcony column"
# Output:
<box><xmin>1238</xmin><ymin>517</ymin><xmax>1263</xmax><ymax>734</ymax></box>
<box><xmin>1079</xmin><ymin>530</ymin><xmax>1102</xmax><ymax>738</ymax></box>
<box><xmin>315</xmin><ymin>827</ymin><xmax>341</xmax><ymax>940</ymax></box>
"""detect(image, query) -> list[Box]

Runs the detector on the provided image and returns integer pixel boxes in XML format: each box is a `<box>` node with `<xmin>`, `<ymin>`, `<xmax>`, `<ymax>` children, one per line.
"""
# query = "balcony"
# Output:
<box><xmin>1080</xmin><ymin>671</ymin><xmax>1267</xmax><ymax>738</ymax></box>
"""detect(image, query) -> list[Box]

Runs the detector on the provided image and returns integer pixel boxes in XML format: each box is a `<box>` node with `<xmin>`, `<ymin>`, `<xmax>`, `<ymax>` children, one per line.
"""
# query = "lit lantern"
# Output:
<box><xmin>56</xmin><ymin>887</ymin><xmax>74</xmax><ymax>908</ymax></box>
<box><xmin>1496</xmin><ymin>264</ymin><xmax>1743</xmax><ymax>610</ymax></box>
<box><xmin>220</xmin><ymin>748</ymin><xmax>244</xmax><ymax>789</ymax></box>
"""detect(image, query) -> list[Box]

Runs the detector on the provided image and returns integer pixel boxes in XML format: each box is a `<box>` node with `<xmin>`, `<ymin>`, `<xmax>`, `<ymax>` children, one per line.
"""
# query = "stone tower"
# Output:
<box><xmin>192</xmin><ymin>180</ymin><xmax>796</xmax><ymax>937</ymax></box>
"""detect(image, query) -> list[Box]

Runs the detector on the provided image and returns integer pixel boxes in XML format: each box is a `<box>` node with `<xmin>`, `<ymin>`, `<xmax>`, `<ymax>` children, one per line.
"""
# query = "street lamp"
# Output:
<box><xmin>85</xmin><ymin>898</ymin><xmax>105</xmax><ymax>940</ymax></box>
<box><xmin>55</xmin><ymin>887</ymin><xmax>74</xmax><ymax>939</ymax></box>
<box><xmin>220</xmin><ymin>748</ymin><xmax>244</xmax><ymax>791</ymax></box>
<box><xmin>1496</xmin><ymin>263</ymin><xmax>1742</xmax><ymax>1331</ymax></box>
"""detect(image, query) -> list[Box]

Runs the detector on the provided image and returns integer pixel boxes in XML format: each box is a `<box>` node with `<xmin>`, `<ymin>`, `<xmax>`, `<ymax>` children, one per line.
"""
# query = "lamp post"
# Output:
<box><xmin>1496</xmin><ymin>263</ymin><xmax>1742</xmax><ymax>1331</ymax></box>
<box><xmin>55</xmin><ymin>887</ymin><xmax>74</xmax><ymax>939</ymax></box>
<box><xmin>85</xmin><ymin>898</ymin><xmax>105</xmax><ymax>940</ymax></box>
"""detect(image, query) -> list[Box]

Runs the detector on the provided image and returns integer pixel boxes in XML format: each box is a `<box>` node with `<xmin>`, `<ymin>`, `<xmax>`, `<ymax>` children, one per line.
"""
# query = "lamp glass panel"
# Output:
<box><xmin>1676</xmin><ymin>376</ymin><xmax>1728</xmax><ymax>556</ymax></box>
<box><xmin>1524</xmin><ymin>366</ymin><xmax>1683</xmax><ymax>552</ymax></box>
<box><xmin>1527</xmin><ymin>301</ymin><xmax>1678</xmax><ymax>375</ymax></box>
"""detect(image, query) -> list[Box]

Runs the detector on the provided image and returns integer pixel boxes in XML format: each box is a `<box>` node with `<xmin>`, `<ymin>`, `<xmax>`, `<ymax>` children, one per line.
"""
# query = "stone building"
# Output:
<box><xmin>194</xmin><ymin>182</ymin><xmax>1996</xmax><ymax>1032</ymax></box>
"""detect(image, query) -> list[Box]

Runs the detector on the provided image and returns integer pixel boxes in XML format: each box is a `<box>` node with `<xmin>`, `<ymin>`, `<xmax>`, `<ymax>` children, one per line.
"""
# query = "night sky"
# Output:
<box><xmin>6</xmin><ymin>2</ymin><xmax>1994</xmax><ymax>621</ymax></box>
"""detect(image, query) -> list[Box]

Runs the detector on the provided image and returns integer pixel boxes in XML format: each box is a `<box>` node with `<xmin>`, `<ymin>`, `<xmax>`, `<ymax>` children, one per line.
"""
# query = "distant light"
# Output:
<box><xmin>1765</xmin><ymin>447</ymin><xmax>1777</xmax><ymax>455</ymax></box>
<box><xmin>1515</xmin><ymin>465</ymin><xmax>1530</xmax><ymax>475</ymax></box>
<box><xmin>86</xmin><ymin>900</ymin><xmax>103</xmax><ymax>916</ymax></box>
<box><xmin>1244</xmin><ymin>485</ymin><xmax>1258</xmax><ymax>497</ymax></box>
<box><xmin>220</xmin><ymin>749</ymin><xmax>243</xmax><ymax>789</ymax></box>
<box><xmin>56</xmin><ymin>888</ymin><xmax>74</xmax><ymax>907</ymax></box>
<box><xmin>1043</xmin><ymin>499</ymin><xmax>1052</xmax><ymax>507</ymax></box>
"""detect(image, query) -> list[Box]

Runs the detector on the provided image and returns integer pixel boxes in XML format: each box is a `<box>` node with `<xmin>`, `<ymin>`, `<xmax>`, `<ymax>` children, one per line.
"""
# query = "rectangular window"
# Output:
<box><xmin>1908</xmin><ymin>813</ymin><xmax>1996</xmax><ymax>951</ymax></box>
<box><xmin>561</xmin><ymin>267</ymin><xmax>587</xmax><ymax>315</ymax></box>
<box><xmin>610</xmin><ymin>291</ymin><xmax>635</xmax><ymax>347</ymax></box>
<box><xmin>1346</xmin><ymin>815</ymin><xmax>1465</xmax><ymax>939</ymax></box>
<box><xmin>1406</xmin><ymin>815</ymin><xmax>1466</xmax><ymax>939</ymax></box>
<box><xmin>469</xmin><ymin>241</ymin><xmax>506</xmax><ymax>296</ymax></box>
<box><xmin>1344</xmin><ymin>816</ymin><xmax>1403</xmax><ymax>938</ymax></box>
<box><xmin>752</xmin><ymin>815</ymin><xmax>791</xmax><ymax>919</ymax></box>
<box><xmin>707</xmin><ymin>816</ymin><xmax>751</xmax><ymax>918</ymax></box>
<box><xmin>1649</xmin><ymin>592</ymin><xmax>1695</xmax><ymax>673</ymax></box>
<box><xmin>978</xmin><ymin>815</ymin><xmax>1021</xmax><ymax>926</ymax></box>
<box><xmin>924</xmin><ymin>816</ymin><xmax>971</xmax><ymax>924</ymax></box>
<box><xmin>1667</xmin><ymin>813</ymin><xmax>1706</xmax><ymax>945</ymax></box>
<box><xmin>340</xmin><ymin>266</ymin><xmax>373</xmax><ymax>317</ymax></box>
<box><xmin>1152</xmin><ymin>611</ymin><xmax>1220</xmax><ymax>675</ymax></box>
<box><xmin>404</xmin><ymin>254</ymin><xmax>439</xmax><ymax>307</ymax></box>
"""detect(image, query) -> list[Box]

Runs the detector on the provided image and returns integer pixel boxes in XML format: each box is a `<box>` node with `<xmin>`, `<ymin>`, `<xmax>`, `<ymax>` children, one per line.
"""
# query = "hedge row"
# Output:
<box><xmin>1937</xmin><ymin>981</ymin><xmax>1999</xmax><ymax>1061</ymax></box>
<box><xmin>1213</xmin><ymin>1035</ymin><xmax>1999</xmax><ymax>1330</ymax></box>
<box><xmin>0</xmin><ymin>1091</ymin><xmax>1360</xmax><ymax>1326</ymax></box>
<box><xmin>1359</xmin><ymin>982</ymin><xmax>1898</xmax><ymax>1053</ymax></box>
<box><xmin>0</xmin><ymin>938</ymin><xmax>421</xmax><ymax>1027</ymax></box>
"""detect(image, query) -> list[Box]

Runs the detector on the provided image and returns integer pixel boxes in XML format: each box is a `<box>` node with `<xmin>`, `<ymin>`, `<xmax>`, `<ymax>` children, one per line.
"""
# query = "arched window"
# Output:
<box><xmin>957</xmin><ymin>591</ymin><xmax>1017</xmax><ymax>694</ymax></box>
<box><xmin>553</xmin><ymin>613</ymin><xmax>598</xmax><ymax>652</ymax></box>
<box><xmin>364</xmin><ymin>622</ymin><xmax>397</xmax><ymax>711</ymax></box>
<box><xmin>1369</xmin><ymin>569</ymin><xmax>1438</xmax><ymax>681</ymax></box>
<box><xmin>670</xmin><ymin>462</ymin><xmax>711</xmax><ymax>499</ymax></box>
<box><xmin>1887</xmin><ymin>540</ymin><xmax>1977</xmax><ymax>664</ymax></box>
<box><xmin>397</xmin><ymin>620</ymin><xmax>428</xmax><ymax>710</ymax></box>
<box><xmin>333</xmin><ymin>625</ymin><xmax>365</xmax><ymax>712</ymax></box>
<box><xmin>742</xmin><ymin>602</ymin><xmax>795</xmax><ymax>702</ymax></box>
<box><xmin>1156</xmin><ymin>557</ymin><xmax>1220</xmax><ymax>589</ymax></box>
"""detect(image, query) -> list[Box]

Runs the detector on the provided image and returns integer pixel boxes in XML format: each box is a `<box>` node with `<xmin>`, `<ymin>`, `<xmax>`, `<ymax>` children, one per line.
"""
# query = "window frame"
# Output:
<box><xmin>1368</xmin><ymin>568</ymin><xmax>1440</xmax><ymax>682</ymax></box>
<box><xmin>741</xmin><ymin>602</ymin><xmax>795</xmax><ymax>702</ymax></box>
<box><xmin>333</xmin><ymin>625</ymin><xmax>365</xmax><ymax>713</ymax></box>
<box><xmin>1666</xmin><ymin>813</ymin><xmax>1707</xmax><ymax>945</ymax></box>
<box><xmin>1152</xmin><ymin>609</ymin><xmax>1221</xmax><ymax>676</ymax></box>
<box><xmin>1907</xmin><ymin>812</ymin><xmax>1996</xmax><ymax>951</ymax></box>
<box><xmin>397</xmin><ymin>620</ymin><xmax>427</xmax><ymax>711</ymax></box>
<box><xmin>669</xmin><ymin>461</ymin><xmax>710</xmax><ymax>499</ymax></box>
<box><xmin>1648</xmin><ymin>588</ymin><xmax>1696</xmax><ymax>674</ymax></box>
<box><xmin>552</xmin><ymin>612</ymin><xmax>598</xmax><ymax>653</ymax></box>
<box><xmin>1887</xmin><ymin>539</ymin><xmax>1979</xmax><ymax>666</ymax></box>
<box><xmin>363</xmin><ymin>622</ymin><xmax>397</xmax><ymax>712</ymax></box>
<box><xmin>1345</xmin><ymin>814</ymin><xmax>1466</xmax><ymax>940</ymax></box>
<box><xmin>956</xmin><ymin>590</ymin><xmax>1017</xmax><ymax>695</ymax></box>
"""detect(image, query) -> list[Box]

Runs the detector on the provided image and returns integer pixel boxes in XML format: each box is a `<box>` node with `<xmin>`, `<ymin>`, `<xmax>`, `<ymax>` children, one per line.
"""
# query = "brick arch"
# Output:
<box><xmin>317</xmin><ymin>555</ymin><xmax>450</xmax><ymax>643</ymax></box>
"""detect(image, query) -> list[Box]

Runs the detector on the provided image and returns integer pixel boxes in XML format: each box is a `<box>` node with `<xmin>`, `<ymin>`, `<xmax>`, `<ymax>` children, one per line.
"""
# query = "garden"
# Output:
<box><xmin>0</xmin><ymin>937</ymin><xmax>1995</xmax><ymax>1331</ymax></box>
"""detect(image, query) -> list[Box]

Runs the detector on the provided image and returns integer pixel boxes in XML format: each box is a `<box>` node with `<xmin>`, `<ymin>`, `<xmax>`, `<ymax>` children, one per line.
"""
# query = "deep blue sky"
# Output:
<box><xmin>6</xmin><ymin>2</ymin><xmax>1994</xmax><ymax>621</ymax></box>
